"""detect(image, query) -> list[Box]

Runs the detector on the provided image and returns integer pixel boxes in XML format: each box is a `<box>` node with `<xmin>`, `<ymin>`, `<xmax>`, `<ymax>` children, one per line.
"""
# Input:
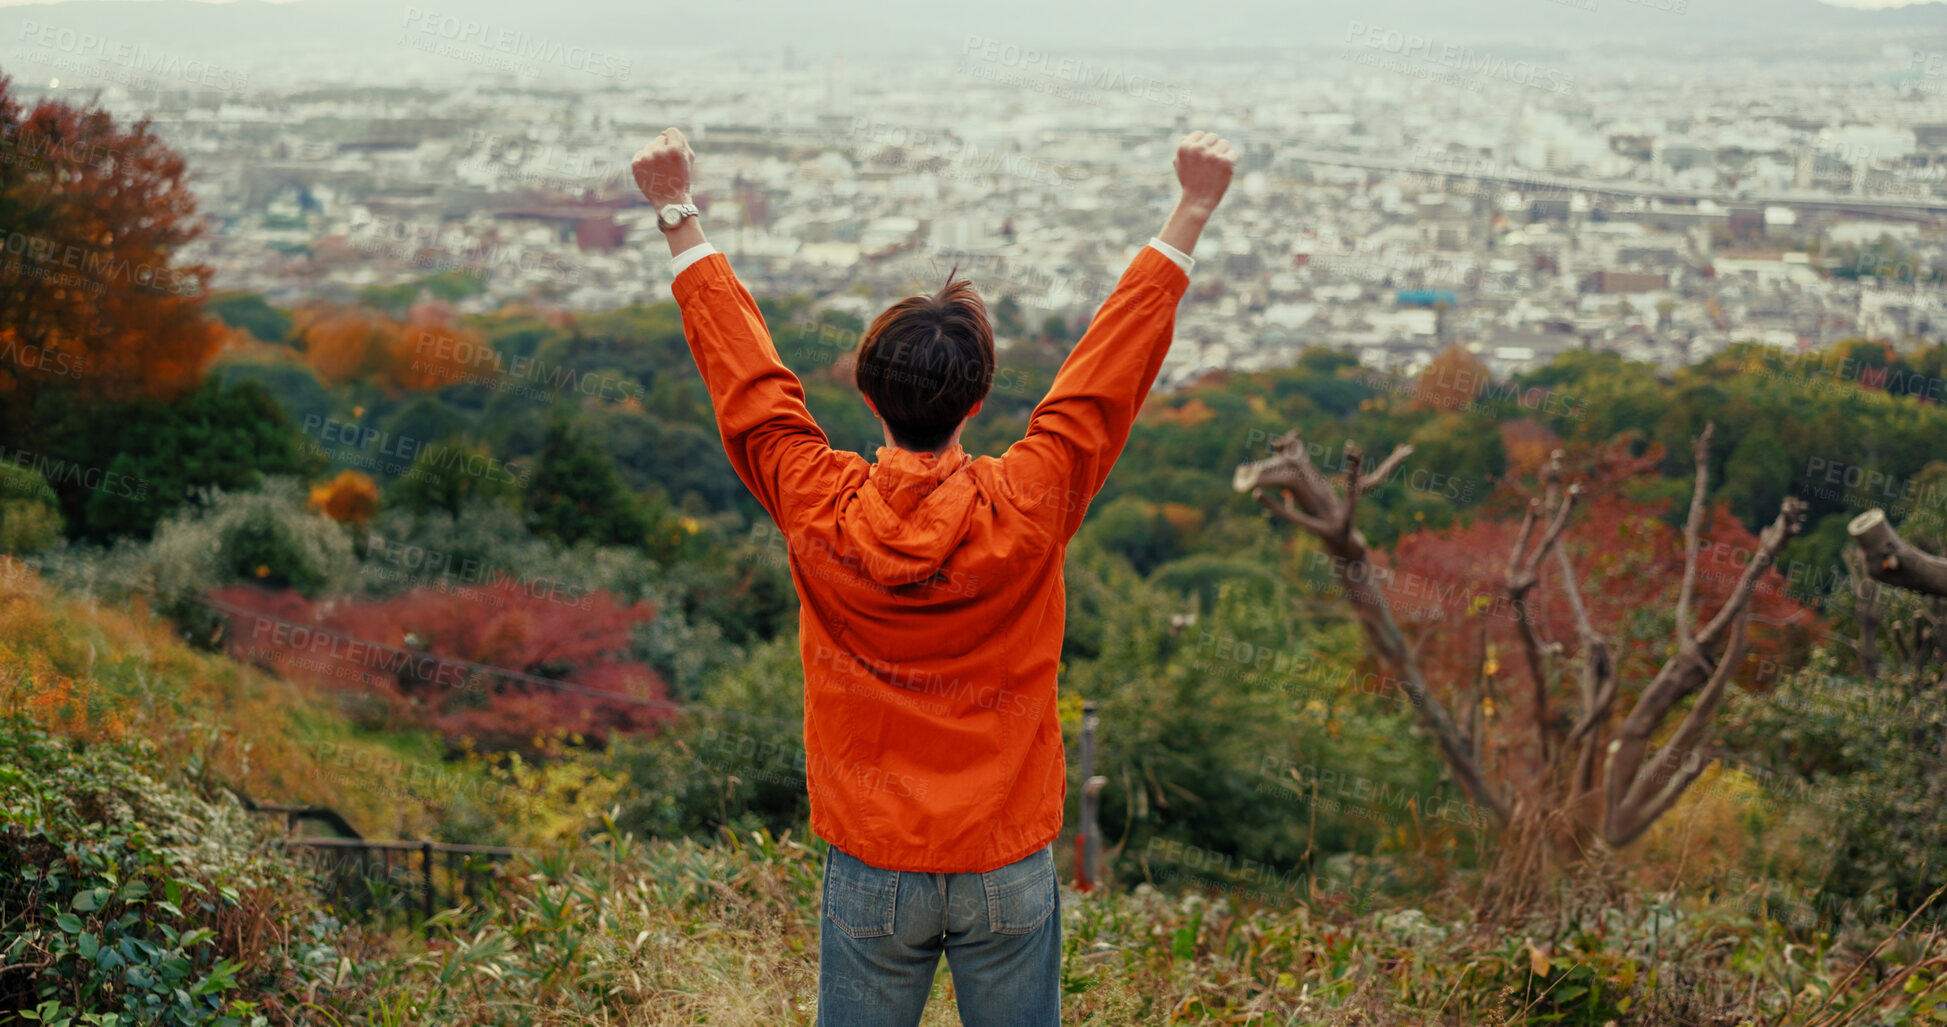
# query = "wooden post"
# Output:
<box><xmin>420</xmin><ymin>841</ymin><xmax>435</xmax><ymax>925</ymax></box>
<box><xmin>1078</xmin><ymin>700</ymin><xmax>1105</xmax><ymax>891</ymax></box>
<box><xmin>1851</xmin><ymin>508</ymin><xmax>1947</xmax><ymax>597</ymax></box>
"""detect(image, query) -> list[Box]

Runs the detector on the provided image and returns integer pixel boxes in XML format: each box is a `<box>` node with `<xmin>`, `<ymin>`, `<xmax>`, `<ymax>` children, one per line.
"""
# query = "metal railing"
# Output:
<box><xmin>241</xmin><ymin>797</ymin><xmax>522</xmax><ymax>929</ymax></box>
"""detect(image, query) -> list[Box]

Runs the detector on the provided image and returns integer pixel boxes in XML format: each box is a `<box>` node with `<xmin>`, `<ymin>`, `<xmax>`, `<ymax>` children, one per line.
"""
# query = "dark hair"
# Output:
<box><xmin>854</xmin><ymin>272</ymin><xmax>995</xmax><ymax>451</ymax></box>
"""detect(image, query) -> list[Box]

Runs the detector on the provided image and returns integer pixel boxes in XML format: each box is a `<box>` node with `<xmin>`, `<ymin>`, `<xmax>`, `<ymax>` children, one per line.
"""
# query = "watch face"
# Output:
<box><xmin>661</xmin><ymin>206</ymin><xmax>683</xmax><ymax>226</ymax></box>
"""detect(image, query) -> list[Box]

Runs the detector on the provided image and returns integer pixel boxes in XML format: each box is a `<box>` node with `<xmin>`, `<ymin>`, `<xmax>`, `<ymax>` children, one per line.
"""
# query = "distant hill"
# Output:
<box><xmin>0</xmin><ymin>0</ymin><xmax>1943</xmax><ymax>88</ymax></box>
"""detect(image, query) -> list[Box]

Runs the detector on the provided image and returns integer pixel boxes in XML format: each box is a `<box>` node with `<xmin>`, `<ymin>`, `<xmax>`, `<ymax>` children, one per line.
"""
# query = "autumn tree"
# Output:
<box><xmin>1234</xmin><ymin>424</ymin><xmax>1807</xmax><ymax>861</ymax></box>
<box><xmin>0</xmin><ymin>75</ymin><xmax>226</xmax><ymax>431</ymax></box>
<box><xmin>292</xmin><ymin>300</ymin><xmax>479</xmax><ymax>393</ymax></box>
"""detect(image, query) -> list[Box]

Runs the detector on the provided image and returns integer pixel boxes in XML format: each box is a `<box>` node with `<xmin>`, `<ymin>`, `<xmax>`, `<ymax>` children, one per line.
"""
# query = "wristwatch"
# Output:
<box><xmin>657</xmin><ymin>202</ymin><xmax>701</xmax><ymax>232</ymax></box>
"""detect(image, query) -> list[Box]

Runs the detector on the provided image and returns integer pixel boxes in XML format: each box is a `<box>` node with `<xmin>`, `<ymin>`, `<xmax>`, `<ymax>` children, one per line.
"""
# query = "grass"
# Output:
<box><xmin>5</xmin><ymin>553</ymin><xmax>1947</xmax><ymax>1025</ymax></box>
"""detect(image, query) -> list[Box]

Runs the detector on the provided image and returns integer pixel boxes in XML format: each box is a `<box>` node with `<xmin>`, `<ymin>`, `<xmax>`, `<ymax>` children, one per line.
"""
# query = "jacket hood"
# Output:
<box><xmin>841</xmin><ymin>443</ymin><xmax>980</xmax><ymax>586</ymax></box>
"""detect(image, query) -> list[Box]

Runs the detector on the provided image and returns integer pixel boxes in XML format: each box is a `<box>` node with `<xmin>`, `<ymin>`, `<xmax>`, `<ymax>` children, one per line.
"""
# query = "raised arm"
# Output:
<box><xmin>632</xmin><ymin>127</ymin><xmax>849</xmax><ymax>527</ymax></box>
<box><xmin>999</xmin><ymin>131</ymin><xmax>1236</xmax><ymax>538</ymax></box>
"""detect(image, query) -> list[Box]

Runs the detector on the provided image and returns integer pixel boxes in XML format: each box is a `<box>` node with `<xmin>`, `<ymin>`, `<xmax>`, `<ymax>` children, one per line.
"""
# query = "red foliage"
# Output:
<box><xmin>210</xmin><ymin>581</ymin><xmax>669</xmax><ymax>752</ymax></box>
<box><xmin>1360</xmin><ymin>442</ymin><xmax>1817</xmax><ymax>775</ymax></box>
<box><xmin>0</xmin><ymin>75</ymin><xmax>225</xmax><ymax>408</ymax></box>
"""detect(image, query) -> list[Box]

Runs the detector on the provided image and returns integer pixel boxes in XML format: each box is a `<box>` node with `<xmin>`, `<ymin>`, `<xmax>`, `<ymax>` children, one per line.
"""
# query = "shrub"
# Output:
<box><xmin>0</xmin><ymin>463</ymin><xmax>63</xmax><ymax>553</ymax></box>
<box><xmin>0</xmin><ymin>719</ymin><xmax>317</xmax><ymax>1025</ymax></box>
<box><xmin>208</xmin><ymin>579</ymin><xmax>669</xmax><ymax>753</ymax></box>
<box><xmin>33</xmin><ymin>380</ymin><xmax>317</xmax><ymax>542</ymax></box>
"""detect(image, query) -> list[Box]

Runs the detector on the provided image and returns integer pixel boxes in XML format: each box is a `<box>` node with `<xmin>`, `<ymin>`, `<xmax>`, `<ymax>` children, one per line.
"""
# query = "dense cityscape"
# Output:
<box><xmin>7</xmin><ymin>4</ymin><xmax>1947</xmax><ymax>389</ymax></box>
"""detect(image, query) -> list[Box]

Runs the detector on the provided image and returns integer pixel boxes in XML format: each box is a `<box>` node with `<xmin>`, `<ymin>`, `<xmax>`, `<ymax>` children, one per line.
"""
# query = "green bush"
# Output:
<box><xmin>0</xmin><ymin>720</ymin><xmax>317</xmax><ymax>1025</ymax></box>
<box><xmin>45</xmin><ymin>481</ymin><xmax>358</xmax><ymax>646</ymax></box>
<box><xmin>32</xmin><ymin>380</ymin><xmax>318</xmax><ymax>542</ymax></box>
<box><xmin>1730</xmin><ymin>638</ymin><xmax>1947</xmax><ymax>917</ymax></box>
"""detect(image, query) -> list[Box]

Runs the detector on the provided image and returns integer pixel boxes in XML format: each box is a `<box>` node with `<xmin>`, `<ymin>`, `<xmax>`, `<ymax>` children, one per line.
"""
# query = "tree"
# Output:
<box><xmin>0</xmin><ymin>75</ymin><xmax>226</xmax><ymax>435</ymax></box>
<box><xmin>388</xmin><ymin>441</ymin><xmax>522</xmax><ymax>519</ymax></box>
<box><xmin>308</xmin><ymin>470</ymin><xmax>380</xmax><ymax>527</ymax></box>
<box><xmin>524</xmin><ymin>420</ymin><xmax>653</xmax><ymax>549</ymax></box>
<box><xmin>1233</xmin><ymin>424</ymin><xmax>1805</xmax><ymax>855</ymax></box>
<box><xmin>291</xmin><ymin>300</ymin><xmax>478</xmax><ymax>393</ymax></box>
<box><xmin>41</xmin><ymin>379</ymin><xmax>317</xmax><ymax>541</ymax></box>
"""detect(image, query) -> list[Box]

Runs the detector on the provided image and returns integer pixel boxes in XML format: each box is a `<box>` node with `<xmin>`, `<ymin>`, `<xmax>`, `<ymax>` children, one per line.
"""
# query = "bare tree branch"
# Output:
<box><xmin>1237</xmin><ymin>432</ymin><xmax>1511</xmax><ymax>827</ymax></box>
<box><xmin>1359</xmin><ymin>444</ymin><xmax>1415</xmax><ymax>493</ymax></box>
<box><xmin>1339</xmin><ymin>445</ymin><xmax>1365</xmax><ymax>539</ymax></box>
<box><xmin>1674</xmin><ymin>424</ymin><xmax>1714</xmax><ymax>645</ymax></box>
<box><xmin>1601</xmin><ymin>495</ymin><xmax>1801</xmax><ymax>844</ymax></box>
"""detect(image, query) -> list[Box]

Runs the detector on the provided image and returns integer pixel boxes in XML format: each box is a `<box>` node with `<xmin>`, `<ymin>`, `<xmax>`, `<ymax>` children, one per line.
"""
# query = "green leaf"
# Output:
<box><xmin>77</xmin><ymin>934</ymin><xmax>98</xmax><ymax>961</ymax></box>
<box><xmin>54</xmin><ymin>914</ymin><xmax>83</xmax><ymax>934</ymax></box>
<box><xmin>1171</xmin><ymin>926</ymin><xmax>1195</xmax><ymax>961</ymax></box>
<box><xmin>179</xmin><ymin>928</ymin><xmax>215</xmax><ymax>948</ymax></box>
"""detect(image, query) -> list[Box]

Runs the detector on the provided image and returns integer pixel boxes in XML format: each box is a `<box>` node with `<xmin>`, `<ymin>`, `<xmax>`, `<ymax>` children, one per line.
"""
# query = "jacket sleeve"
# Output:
<box><xmin>997</xmin><ymin>245</ymin><xmax>1190</xmax><ymax>538</ymax></box>
<box><xmin>672</xmin><ymin>251</ymin><xmax>847</xmax><ymax>529</ymax></box>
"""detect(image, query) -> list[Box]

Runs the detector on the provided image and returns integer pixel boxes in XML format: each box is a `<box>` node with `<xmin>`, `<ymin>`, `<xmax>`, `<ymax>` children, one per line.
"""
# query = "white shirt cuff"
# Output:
<box><xmin>670</xmin><ymin>242</ymin><xmax>718</xmax><ymax>277</ymax></box>
<box><xmin>1146</xmin><ymin>238</ymin><xmax>1195</xmax><ymax>273</ymax></box>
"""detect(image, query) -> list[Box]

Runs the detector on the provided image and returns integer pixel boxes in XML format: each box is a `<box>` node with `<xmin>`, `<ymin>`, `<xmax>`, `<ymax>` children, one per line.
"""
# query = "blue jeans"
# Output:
<box><xmin>817</xmin><ymin>843</ymin><xmax>1061</xmax><ymax>1027</ymax></box>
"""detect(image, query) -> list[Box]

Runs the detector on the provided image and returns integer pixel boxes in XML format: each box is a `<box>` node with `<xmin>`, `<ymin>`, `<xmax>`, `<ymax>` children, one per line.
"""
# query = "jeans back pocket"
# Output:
<box><xmin>981</xmin><ymin>845</ymin><xmax>1056</xmax><ymax>935</ymax></box>
<box><xmin>824</xmin><ymin>846</ymin><xmax>900</xmax><ymax>940</ymax></box>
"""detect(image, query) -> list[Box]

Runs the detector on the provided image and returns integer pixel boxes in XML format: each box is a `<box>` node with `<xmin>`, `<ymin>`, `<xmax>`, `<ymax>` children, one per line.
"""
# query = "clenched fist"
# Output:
<box><xmin>1174</xmin><ymin>131</ymin><xmax>1237</xmax><ymax>214</ymax></box>
<box><xmin>632</xmin><ymin>127</ymin><xmax>694</xmax><ymax>207</ymax></box>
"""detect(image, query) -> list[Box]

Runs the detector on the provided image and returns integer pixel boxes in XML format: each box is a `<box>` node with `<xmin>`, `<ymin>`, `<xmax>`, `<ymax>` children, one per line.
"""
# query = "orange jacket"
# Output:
<box><xmin>674</xmin><ymin>245</ymin><xmax>1188</xmax><ymax>872</ymax></box>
